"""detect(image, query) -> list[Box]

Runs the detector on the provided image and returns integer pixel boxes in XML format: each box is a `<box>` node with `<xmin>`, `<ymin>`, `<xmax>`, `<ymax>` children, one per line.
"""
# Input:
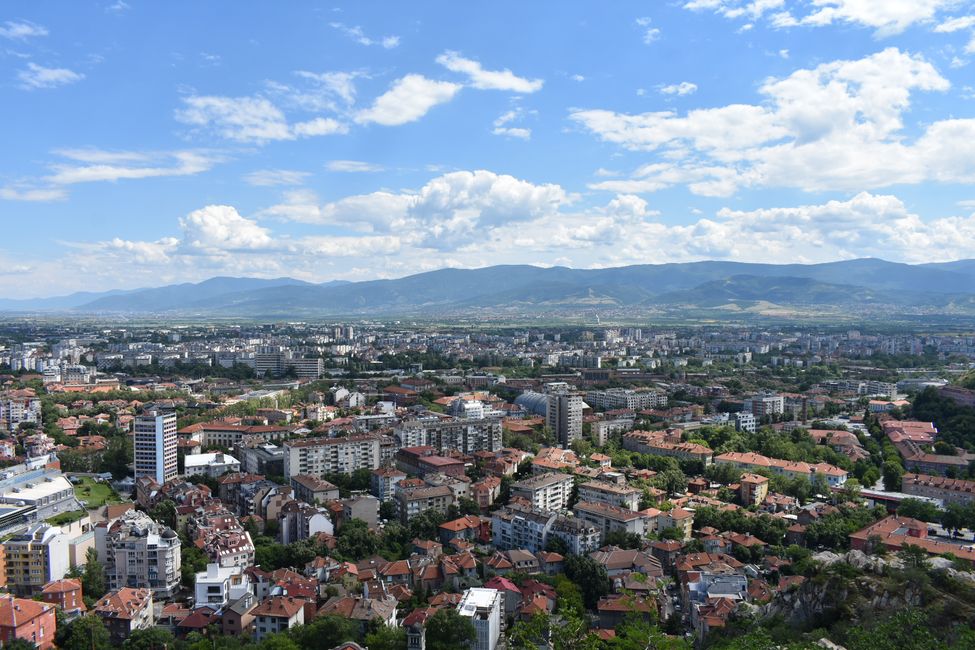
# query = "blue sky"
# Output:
<box><xmin>2</xmin><ymin>1</ymin><xmax>975</xmax><ymax>297</ymax></box>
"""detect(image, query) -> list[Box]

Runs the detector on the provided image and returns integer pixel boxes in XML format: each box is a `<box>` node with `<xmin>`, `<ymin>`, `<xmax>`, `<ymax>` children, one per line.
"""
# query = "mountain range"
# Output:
<box><xmin>3</xmin><ymin>258</ymin><xmax>975</xmax><ymax>317</ymax></box>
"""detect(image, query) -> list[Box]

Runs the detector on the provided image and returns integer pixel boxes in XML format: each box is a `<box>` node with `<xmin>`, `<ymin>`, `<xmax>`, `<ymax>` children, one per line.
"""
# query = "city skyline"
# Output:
<box><xmin>3</xmin><ymin>1</ymin><xmax>975</xmax><ymax>298</ymax></box>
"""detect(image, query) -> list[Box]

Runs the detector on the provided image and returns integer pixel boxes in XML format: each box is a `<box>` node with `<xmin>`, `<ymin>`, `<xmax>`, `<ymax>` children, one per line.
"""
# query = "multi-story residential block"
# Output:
<box><xmin>734</xmin><ymin>412</ymin><xmax>756</xmax><ymax>433</ymax></box>
<box><xmin>739</xmin><ymin>473</ymin><xmax>770</xmax><ymax>507</ymax></box>
<box><xmin>621</xmin><ymin>430</ymin><xmax>714</xmax><ymax>466</ymax></box>
<box><xmin>0</xmin><ymin>596</ymin><xmax>56</xmax><ymax>649</ymax></box>
<box><xmin>394</xmin><ymin>418</ymin><xmax>502</xmax><ymax>454</ymax></box>
<box><xmin>0</xmin><ymin>393</ymin><xmax>42</xmax><ymax>432</ymax></box>
<box><xmin>585</xmin><ymin>388</ymin><xmax>667</xmax><ymax>411</ymax></box>
<box><xmin>491</xmin><ymin>504</ymin><xmax>599</xmax><ymax>555</ymax></box>
<box><xmin>95</xmin><ymin>510</ymin><xmax>181</xmax><ymax>599</ymax></box>
<box><xmin>457</xmin><ymin>588</ymin><xmax>503</xmax><ymax>650</ymax></box>
<box><xmin>283</xmin><ymin>434</ymin><xmax>381</xmax><ymax>477</ymax></box>
<box><xmin>3</xmin><ymin>524</ymin><xmax>70</xmax><ymax>595</ymax></box>
<box><xmin>93</xmin><ymin>587</ymin><xmax>153</xmax><ymax>644</ymax></box>
<box><xmin>901</xmin><ymin>473</ymin><xmax>975</xmax><ymax>506</ymax></box>
<box><xmin>714</xmin><ymin>452</ymin><xmax>848</xmax><ymax>487</ymax></box>
<box><xmin>194</xmin><ymin>563</ymin><xmax>250</xmax><ymax>610</ymax></box>
<box><xmin>134</xmin><ymin>410</ymin><xmax>178</xmax><ymax>485</ymax></box>
<box><xmin>578</xmin><ymin>478</ymin><xmax>642</xmax><ymax>511</ymax></box>
<box><xmin>573</xmin><ymin>501</ymin><xmax>655</xmax><ymax>541</ymax></box>
<box><xmin>742</xmin><ymin>394</ymin><xmax>785</xmax><ymax>418</ymax></box>
<box><xmin>546</xmin><ymin>390</ymin><xmax>584</xmax><ymax>449</ymax></box>
<box><xmin>371</xmin><ymin>467</ymin><xmax>406</xmax><ymax>502</ymax></box>
<box><xmin>511</xmin><ymin>472</ymin><xmax>574</xmax><ymax>512</ymax></box>
<box><xmin>592</xmin><ymin>418</ymin><xmax>635</xmax><ymax>446</ymax></box>
<box><xmin>395</xmin><ymin>446</ymin><xmax>466</xmax><ymax>478</ymax></box>
<box><xmin>290</xmin><ymin>474</ymin><xmax>340</xmax><ymax>505</ymax></box>
<box><xmin>397</xmin><ymin>486</ymin><xmax>454</xmax><ymax>524</ymax></box>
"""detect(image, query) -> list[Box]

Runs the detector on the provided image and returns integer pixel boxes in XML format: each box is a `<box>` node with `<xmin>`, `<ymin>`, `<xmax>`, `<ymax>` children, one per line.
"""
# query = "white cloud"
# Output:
<box><xmin>0</xmin><ymin>20</ymin><xmax>47</xmax><ymax>40</ymax></box>
<box><xmin>243</xmin><ymin>169</ymin><xmax>310</xmax><ymax>186</ymax></box>
<box><xmin>329</xmin><ymin>22</ymin><xmax>400</xmax><ymax>48</ymax></box>
<box><xmin>573</xmin><ymin>48</ymin><xmax>971</xmax><ymax>196</ymax></box>
<box><xmin>291</xmin><ymin>70</ymin><xmax>359</xmax><ymax>107</ymax></box>
<box><xmin>934</xmin><ymin>15</ymin><xmax>975</xmax><ymax>32</ymax></box>
<box><xmin>291</xmin><ymin>117</ymin><xmax>348</xmax><ymax>137</ymax></box>
<box><xmin>326</xmin><ymin>160</ymin><xmax>385</xmax><ymax>172</ymax></box>
<box><xmin>660</xmin><ymin>81</ymin><xmax>698</xmax><ymax>96</ymax></box>
<box><xmin>571</xmin><ymin>74</ymin><xmax>586</xmax><ymax>82</ymax></box>
<box><xmin>175</xmin><ymin>95</ymin><xmax>348</xmax><ymax>142</ymax></box>
<box><xmin>47</xmin><ymin>149</ymin><xmax>220</xmax><ymax>184</ymax></box>
<box><xmin>0</xmin><ymin>186</ymin><xmax>66</xmax><ymax>202</ymax></box>
<box><xmin>354</xmin><ymin>74</ymin><xmax>461</xmax><ymax>126</ymax></box>
<box><xmin>492</xmin><ymin>109</ymin><xmax>532</xmax><ymax>139</ymax></box>
<box><xmin>436</xmin><ymin>51</ymin><xmax>543</xmax><ymax>93</ymax></box>
<box><xmin>261</xmin><ymin>169</ymin><xmax>570</xmax><ymax>250</ymax></box>
<box><xmin>17</xmin><ymin>63</ymin><xmax>84</xmax><ymax>90</ymax></box>
<box><xmin>686</xmin><ymin>0</ymin><xmax>956</xmax><ymax>36</ymax></box>
<box><xmin>636</xmin><ymin>17</ymin><xmax>662</xmax><ymax>43</ymax></box>
<box><xmin>180</xmin><ymin>205</ymin><xmax>274</xmax><ymax>251</ymax></box>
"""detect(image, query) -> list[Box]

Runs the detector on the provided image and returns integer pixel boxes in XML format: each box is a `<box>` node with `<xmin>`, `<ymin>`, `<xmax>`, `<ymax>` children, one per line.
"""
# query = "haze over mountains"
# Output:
<box><xmin>3</xmin><ymin>258</ymin><xmax>975</xmax><ymax>317</ymax></box>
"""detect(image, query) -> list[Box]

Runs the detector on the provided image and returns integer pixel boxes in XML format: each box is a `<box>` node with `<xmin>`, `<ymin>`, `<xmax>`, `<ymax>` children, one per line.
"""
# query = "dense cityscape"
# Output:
<box><xmin>0</xmin><ymin>320</ymin><xmax>973</xmax><ymax>649</ymax></box>
<box><xmin>6</xmin><ymin>1</ymin><xmax>975</xmax><ymax>648</ymax></box>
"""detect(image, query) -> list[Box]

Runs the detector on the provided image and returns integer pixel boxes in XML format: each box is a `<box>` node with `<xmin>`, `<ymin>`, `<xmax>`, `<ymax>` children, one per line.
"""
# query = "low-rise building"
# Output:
<box><xmin>0</xmin><ymin>596</ymin><xmax>56</xmax><ymax>650</ymax></box>
<box><xmin>184</xmin><ymin>452</ymin><xmax>241</xmax><ymax>478</ymax></box>
<box><xmin>93</xmin><ymin>587</ymin><xmax>153</xmax><ymax>644</ymax></box>
<box><xmin>290</xmin><ymin>474</ymin><xmax>340</xmax><ymax>505</ymax></box>
<box><xmin>457</xmin><ymin>588</ymin><xmax>503</xmax><ymax>650</ymax></box>
<box><xmin>578</xmin><ymin>479</ymin><xmax>641</xmax><ymax>511</ymax></box>
<box><xmin>901</xmin><ymin>473</ymin><xmax>975</xmax><ymax>506</ymax></box>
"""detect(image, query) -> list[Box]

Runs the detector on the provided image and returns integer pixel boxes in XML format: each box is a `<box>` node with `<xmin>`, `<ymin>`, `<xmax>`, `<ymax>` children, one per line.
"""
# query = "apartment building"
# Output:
<box><xmin>740</xmin><ymin>473</ymin><xmax>770</xmax><ymax>507</ymax></box>
<box><xmin>290</xmin><ymin>474</ymin><xmax>340</xmax><ymax>505</ymax></box>
<box><xmin>714</xmin><ymin>452</ymin><xmax>848</xmax><ymax>487</ymax></box>
<box><xmin>578</xmin><ymin>479</ymin><xmax>642</xmax><ymax>511</ymax></box>
<box><xmin>585</xmin><ymin>388</ymin><xmax>667</xmax><ymax>411</ymax></box>
<box><xmin>396</xmin><ymin>485</ymin><xmax>455</xmax><ymax>524</ymax></box>
<box><xmin>457</xmin><ymin>588</ymin><xmax>503</xmax><ymax>650</ymax></box>
<box><xmin>3</xmin><ymin>524</ymin><xmax>70</xmax><ymax>595</ymax></box>
<box><xmin>901</xmin><ymin>473</ymin><xmax>975</xmax><ymax>506</ymax></box>
<box><xmin>622</xmin><ymin>430</ymin><xmax>714</xmax><ymax>466</ymax></box>
<box><xmin>283</xmin><ymin>434</ymin><xmax>381</xmax><ymax>477</ymax></box>
<box><xmin>547</xmin><ymin>391</ymin><xmax>584</xmax><ymax>449</ymax></box>
<box><xmin>511</xmin><ymin>472</ymin><xmax>574</xmax><ymax>512</ymax></box>
<box><xmin>742</xmin><ymin>394</ymin><xmax>785</xmax><ymax>417</ymax></box>
<box><xmin>573</xmin><ymin>501</ymin><xmax>655</xmax><ymax>541</ymax></box>
<box><xmin>133</xmin><ymin>410</ymin><xmax>178</xmax><ymax>485</ymax></box>
<box><xmin>394</xmin><ymin>418</ymin><xmax>503</xmax><ymax>454</ymax></box>
<box><xmin>95</xmin><ymin>510</ymin><xmax>181</xmax><ymax>599</ymax></box>
<box><xmin>370</xmin><ymin>467</ymin><xmax>406</xmax><ymax>502</ymax></box>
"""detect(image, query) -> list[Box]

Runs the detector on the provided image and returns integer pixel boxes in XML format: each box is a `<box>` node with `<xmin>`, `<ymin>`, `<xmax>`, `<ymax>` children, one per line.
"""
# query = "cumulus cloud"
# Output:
<box><xmin>573</xmin><ymin>48</ymin><xmax>971</xmax><ymax>197</ymax></box>
<box><xmin>261</xmin><ymin>169</ymin><xmax>571</xmax><ymax>249</ymax></box>
<box><xmin>355</xmin><ymin>74</ymin><xmax>462</xmax><ymax>126</ymax></box>
<box><xmin>436</xmin><ymin>51</ymin><xmax>543</xmax><ymax>93</ymax></box>
<box><xmin>180</xmin><ymin>205</ymin><xmax>274</xmax><ymax>251</ymax></box>
<box><xmin>17</xmin><ymin>63</ymin><xmax>84</xmax><ymax>89</ymax></box>
<box><xmin>636</xmin><ymin>17</ymin><xmax>662</xmax><ymax>43</ymax></box>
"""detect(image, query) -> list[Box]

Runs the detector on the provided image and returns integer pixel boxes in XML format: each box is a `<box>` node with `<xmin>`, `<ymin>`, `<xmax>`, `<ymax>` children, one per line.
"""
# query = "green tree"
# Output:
<box><xmin>363</xmin><ymin>625</ymin><xmax>407</xmax><ymax>650</ymax></box>
<box><xmin>425</xmin><ymin>608</ymin><xmax>476</xmax><ymax>650</ymax></box>
<box><xmin>81</xmin><ymin>548</ymin><xmax>106</xmax><ymax>600</ymax></box>
<box><xmin>564</xmin><ymin>554</ymin><xmax>611</xmax><ymax>609</ymax></box>
<box><xmin>60</xmin><ymin>615</ymin><xmax>112</xmax><ymax>650</ymax></box>
<box><xmin>259</xmin><ymin>634</ymin><xmax>301</xmax><ymax>650</ymax></box>
<box><xmin>882</xmin><ymin>460</ymin><xmax>903</xmax><ymax>492</ymax></box>
<box><xmin>288</xmin><ymin>615</ymin><xmax>359</xmax><ymax>650</ymax></box>
<box><xmin>336</xmin><ymin>518</ymin><xmax>380</xmax><ymax>560</ymax></box>
<box><xmin>123</xmin><ymin>627</ymin><xmax>177</xmax><ymax>650</ymax></box>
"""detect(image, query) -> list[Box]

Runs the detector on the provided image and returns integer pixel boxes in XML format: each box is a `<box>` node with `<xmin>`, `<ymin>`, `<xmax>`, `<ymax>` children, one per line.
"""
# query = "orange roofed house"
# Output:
<box><xmin>0</xmin><ymin>596</ymin><xmax>56</xmax><ymax>650</ymax></box>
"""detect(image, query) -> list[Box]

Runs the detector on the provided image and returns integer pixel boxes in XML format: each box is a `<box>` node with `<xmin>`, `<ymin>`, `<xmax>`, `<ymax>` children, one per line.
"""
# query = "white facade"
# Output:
<box><xmin>457</xmin><ymin>588</ymin><xmax>502</xmax><ymax>650</ymax></box>
<box><xmin>134</xmin><ymin>411</ymin><xmax>178</xmax><ymax>484</ymax></box>
<box><xmin>194</xmin><ymin>563</ymin><xmax>250</xmax><ymax>609</ymax></box>
<box><xmin>184</xmin><ymin>452</ymin><xmax>241</xmax><ymax>478</ymax></box>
